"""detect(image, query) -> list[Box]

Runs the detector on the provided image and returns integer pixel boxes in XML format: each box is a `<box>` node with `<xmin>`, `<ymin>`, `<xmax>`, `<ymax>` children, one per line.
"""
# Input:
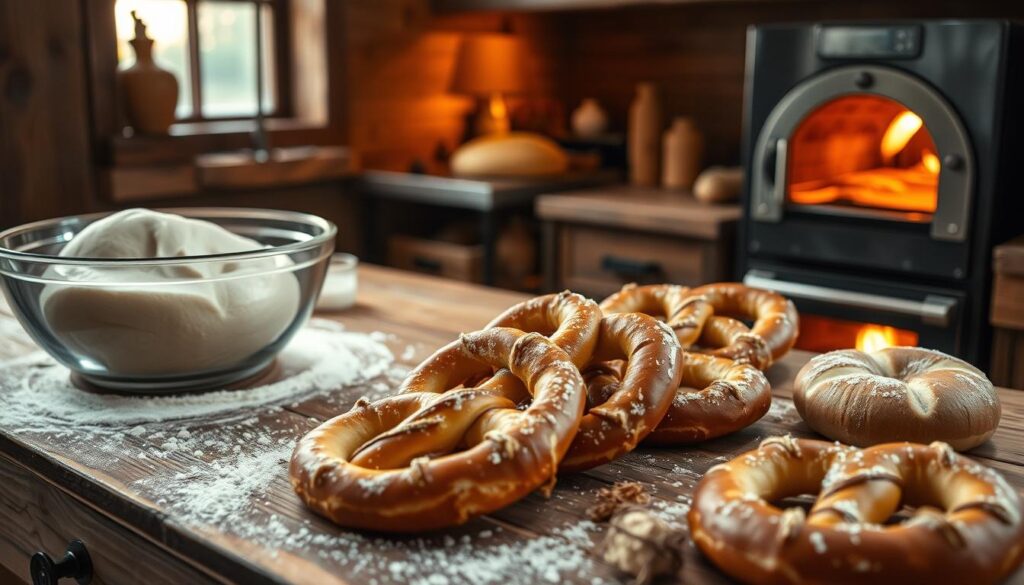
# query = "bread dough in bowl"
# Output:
<box><xmin>41</xmin><ymin>209</ymin><xmax>300</xmax><ymax>376</ymax></box>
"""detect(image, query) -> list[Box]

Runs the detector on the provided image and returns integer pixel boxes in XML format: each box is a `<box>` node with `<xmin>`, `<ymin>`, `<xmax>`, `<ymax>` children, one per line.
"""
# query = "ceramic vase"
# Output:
<box><xmin>662</xmin><ymin>117</ymin><xmax>704</xmax><ymax>190</ymax></box>
<box><xmin>629</xmin><ymin>83</ymin><xmax>661</xmax><ymax>187</ymax></box>
<box><xmin>571</xmin><ymin>98</ymin><xmax>608</xmax><ymax>138</ymax></box>
<box><xmin>118</xmin><ymin>11</ymin><xmax>178</xmax><ymax>135</ymax></box>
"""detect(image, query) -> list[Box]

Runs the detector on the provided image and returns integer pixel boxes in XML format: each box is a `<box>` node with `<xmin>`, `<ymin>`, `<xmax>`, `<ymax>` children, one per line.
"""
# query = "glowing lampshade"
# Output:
<box><xmin>450</xmin><ymin>33</ymin><xmax>526</xmax><ymax>97</ymax></box>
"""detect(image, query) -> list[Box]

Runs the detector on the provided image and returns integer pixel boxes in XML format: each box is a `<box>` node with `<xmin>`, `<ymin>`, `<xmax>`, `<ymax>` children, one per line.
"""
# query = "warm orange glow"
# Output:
<box><xmin>856</xmin><ymin>325</ymin><xmax>900</xmax><ymax>352</ymax></box>
<box><xmin>788</xmin><ymin>96</ymin><xmax>940</xmax><ymax>215</ymax></box>
<box><xmin>796</xmin><ymin>315</ymin><xmax>919</xmax><ymax>353</ymax></box>
<box><xmin>880</xmin><ymin>111</ymin><xmax>924</xmax><ymax>162</ymax></box>
<box><xmin>488</xmin><ymin>92</ymin><xmax>510</xmax><ymax>134</ymax></box>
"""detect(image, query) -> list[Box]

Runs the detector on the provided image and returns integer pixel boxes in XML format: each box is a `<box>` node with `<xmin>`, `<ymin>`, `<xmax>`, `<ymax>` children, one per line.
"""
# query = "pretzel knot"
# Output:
<box><xmin>560</xmin><ymin>313</ymin><xmax>683</xmax><ymax>472</ymax></box>
<box><xmin>599</xmin><ymin>284</ymin><xmax>713</xmax><ymax>347</ymax></box>
<box><xmin>689</xmin><ymin>437</ymin><xmax>1024</xmax><ymax>585</ymax></box>
<box><xmin>288</xmin><ymin>328</ymin><xmax>585</xmax><ymax>532</ymax></box>
<box><xmin>683</xmin><ymin>283</ymin><xmax>799</xmax><ymax>370</ymax></box>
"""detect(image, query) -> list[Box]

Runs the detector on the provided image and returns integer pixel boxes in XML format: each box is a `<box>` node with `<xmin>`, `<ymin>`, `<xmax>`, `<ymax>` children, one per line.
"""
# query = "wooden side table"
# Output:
<box><xmin>359</xmin><ymin>170</ymin><xmax>618</xmax><ymax>287</ymax></box>
<box><xmin>536</xmin><ymin>186</ymin><xmax>741</xmax><ymax>297</ymax></box>
<box><xmin>991</xmin><ymin>236</ymin><xmax>1024</xmax><ymax>389</ymax></box>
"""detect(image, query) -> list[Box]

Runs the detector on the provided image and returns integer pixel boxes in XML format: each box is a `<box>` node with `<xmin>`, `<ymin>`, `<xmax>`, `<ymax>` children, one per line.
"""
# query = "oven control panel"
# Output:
<box><xmin>817</xmin><ymin>25</ymin><xmax>922</xmax><ymax>59</ymax></box>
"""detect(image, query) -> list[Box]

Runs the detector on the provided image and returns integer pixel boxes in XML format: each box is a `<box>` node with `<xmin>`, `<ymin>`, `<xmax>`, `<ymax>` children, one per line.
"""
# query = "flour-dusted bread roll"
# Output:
<box><xmin>793</xmin><ymin>347</ymin><xmax>1000</xmax><ymax>451</ymax></box>
<box><xmin>450</xmin><ymin>132</ymin><xmax>569</xmax><ymax>177</ymax></box>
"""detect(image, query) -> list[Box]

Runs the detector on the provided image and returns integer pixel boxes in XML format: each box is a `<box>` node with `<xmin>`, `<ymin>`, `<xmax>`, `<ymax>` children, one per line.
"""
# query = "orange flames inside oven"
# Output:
<box><xmin>855</xmin><ymin>324</ymin><xmax>900</xmax><ymax>352</ymax></box>
<box><xmin>795</xmin><ymin>315</ymin><xmax>920</xmax><ymax>354</ymax></box>
<box><xmin>788</xmin><ymin>97</ymin><xmax>940</xmax><ymax>215</ymax></box>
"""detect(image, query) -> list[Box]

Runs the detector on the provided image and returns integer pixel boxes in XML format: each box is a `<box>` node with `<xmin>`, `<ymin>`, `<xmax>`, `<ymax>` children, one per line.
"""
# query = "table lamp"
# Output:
<box><xmin>450</xmin><ymin>32</ymin><xmax>526</xmax><ymax>136</ymax></box>
<box><xmin>449</xmin><ymin>32</ymin><xmax>568</xmax><ymax>177</ymax></box>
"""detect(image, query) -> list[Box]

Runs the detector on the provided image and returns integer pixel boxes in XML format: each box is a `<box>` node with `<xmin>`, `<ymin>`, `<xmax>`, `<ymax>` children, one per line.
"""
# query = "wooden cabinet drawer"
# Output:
<box><xmin>559</xmin><ymin>225</ymin><xmax>728</xmax><ymax>298</ymax></box>
<box><xmin>388</xmin><ymin>235</ymin><xmax>483</xmax><ymax>283</ymax></box>
<box><xmin>0</xmin><ymin>452</ymin><xmax>217</xmax><ymax>585</ymax></box>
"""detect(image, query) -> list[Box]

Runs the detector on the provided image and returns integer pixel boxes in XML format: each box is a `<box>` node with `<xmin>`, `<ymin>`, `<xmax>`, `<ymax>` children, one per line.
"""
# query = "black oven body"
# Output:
<box><xmin>739</xmin><ymin>20</ymin><xmax>1024</xmax><ymax>366</ymax></box>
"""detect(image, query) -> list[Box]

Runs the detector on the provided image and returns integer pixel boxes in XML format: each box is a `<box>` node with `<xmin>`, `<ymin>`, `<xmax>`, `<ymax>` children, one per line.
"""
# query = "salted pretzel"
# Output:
<box><xmin>599</xmin><ymin>283</ymin><xmax>712</xmax><ymax>347</ymax></box>
<box><xmin>289</xmin><ymin>328</ymin><xmax>585</xmax><ymax>532</ymax></box>
<box><xmin>689</xmin><ymin>436</ymin><xmax>1024</xmax><ymax>585</ymax></box>
<box><xmin>559</xmin><ymin>313</ymin><xmax>683</xmax><ymax>472</ymax></box>
<box><xmin>644</xmin><ymin>352</ymin><xmax>770</xmax><ymax>445</ymax></box>
<box><xmin>686</xmin><ymin>283</ymin><xmax>799</xmax><ymax>370</ymax></box>
<box><xmin>600</xmin><ymin>283</ymin><xmax>798</xmax><ymax>370</ymax></box>
<box><xmin>401</xmin><ymin>291</ymin><xmax>601</xmax><ymax>404</ymax></box>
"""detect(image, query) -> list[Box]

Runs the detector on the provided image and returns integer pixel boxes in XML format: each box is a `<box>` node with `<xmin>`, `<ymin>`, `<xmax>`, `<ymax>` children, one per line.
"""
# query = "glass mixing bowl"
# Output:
<box><xmin>0</xmin><ymin>208</ymin><xmax>336</xmax><ymax>393</ymax></box>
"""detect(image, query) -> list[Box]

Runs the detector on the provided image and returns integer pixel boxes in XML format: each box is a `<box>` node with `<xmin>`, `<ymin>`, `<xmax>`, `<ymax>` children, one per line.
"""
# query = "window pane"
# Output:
<box><xmin>197</xmin><ymin>1</ymin><xmax>276</xmax><ymax>118</ymax></box>
<box><xmin>115</xmin><ymin>0</ymin><xmax>192</xmax><ymax>119</ymax></box>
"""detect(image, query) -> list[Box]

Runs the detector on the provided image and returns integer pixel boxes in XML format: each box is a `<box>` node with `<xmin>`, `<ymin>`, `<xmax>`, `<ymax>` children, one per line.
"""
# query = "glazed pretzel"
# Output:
<box><xmin>686</xmin><ymin>283</ymin><xmax>799</xmax><ymax>370</ymax></box>
<box><xmin>560</xmin><ymin>312</ymin><xmax>683</xmax><ymax>472</ymax></box>
<box><xmin>289</xmin><ymin>328</ymin><xmax>585</xmax><ymax>532</ymax></box>
<box><xmin>644</xmin><ymin>352</ymin><xmax>770</xmax><ymax>445</ymax></box>
<box><xmin>599</xmin><ymin>283</ymin><xmax>712</xmax><ymax>347</ymax></box>
<box><xmin>689</xmin><ymin>436</ymin><xmax>1024</xmax><ymax>585</ymax></box>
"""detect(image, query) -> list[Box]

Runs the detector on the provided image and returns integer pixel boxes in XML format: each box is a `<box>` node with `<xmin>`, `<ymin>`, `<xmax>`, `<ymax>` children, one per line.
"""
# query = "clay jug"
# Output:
<box><xmin>629</xmin><ymin>83</ymin><xmax>661</xmax><ymax>187</ymax></box>
<box><xmin>118</xmin><ymin>11</ymin><xmax>178</xmax><ymax>135</ymax></box>
<box><xmin>662</xmin><ymin>117</ymin><xmax>704</xmax><ymax>190</ymax></box>
<box><xmin>571</xmin><ymin>98</ymin><xmax>608</xmax><ymax>138</ymax></box>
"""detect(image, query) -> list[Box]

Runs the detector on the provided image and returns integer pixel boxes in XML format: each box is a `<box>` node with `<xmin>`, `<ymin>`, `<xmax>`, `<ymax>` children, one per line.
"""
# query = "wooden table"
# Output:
<box><xmin>0</xmin><ymin>265</ymin><xmax>1022</xmax><ymax>585</ymax></box>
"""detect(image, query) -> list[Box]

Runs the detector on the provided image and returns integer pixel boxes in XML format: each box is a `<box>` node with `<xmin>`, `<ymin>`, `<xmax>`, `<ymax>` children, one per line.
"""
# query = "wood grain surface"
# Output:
<box><xmin>0</xmin><ymin>264</ymin><xmax>1021</xmax><ymax>585</ymax></box>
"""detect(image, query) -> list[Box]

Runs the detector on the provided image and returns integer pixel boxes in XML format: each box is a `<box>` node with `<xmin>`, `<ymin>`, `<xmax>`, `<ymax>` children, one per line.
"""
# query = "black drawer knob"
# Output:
<box><xmin>30</xmin><ymin>540</ymin><xmax>92</xmax><ymax>585</ymax></box>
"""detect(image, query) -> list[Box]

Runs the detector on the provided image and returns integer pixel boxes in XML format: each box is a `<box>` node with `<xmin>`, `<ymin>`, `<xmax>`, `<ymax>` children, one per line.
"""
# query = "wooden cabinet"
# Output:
<box><xmin>537</xmin><ymin>186</ymin><xmax>740</xmax><ymax>297</ymax></box>
<box><xmin>0</xmin><ymin>451</ymin><xmax>217</xmax><ymax>585</ymax></box>
<box><xmin>388</xmin><ymin>235</ymin><xmax>484</xmax><ymax>283</ymax></box>
<box><xmin>991</xmin><ymin>236</ymin><xmax>1024</xmax><ymax>389</ymax></box>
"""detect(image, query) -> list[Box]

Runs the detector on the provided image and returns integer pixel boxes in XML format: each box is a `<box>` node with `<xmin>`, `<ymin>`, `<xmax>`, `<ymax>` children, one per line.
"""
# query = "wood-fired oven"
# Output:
<box><xmin>739</xmin><ymin>20</ymin><xmax>1024</xmax><ymax>367</ymax></box>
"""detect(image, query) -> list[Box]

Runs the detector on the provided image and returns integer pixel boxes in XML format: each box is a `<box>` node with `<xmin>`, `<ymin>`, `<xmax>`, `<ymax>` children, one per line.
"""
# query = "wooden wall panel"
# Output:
<box><xmin>341</xmin><ymin>0</ymin><xmax>562</xmax><ymax>171</ymax></box>
<box><xmin>0</xmin><ymin>0</ymin><xmax>95</xmax><ymax>229</ymax></box>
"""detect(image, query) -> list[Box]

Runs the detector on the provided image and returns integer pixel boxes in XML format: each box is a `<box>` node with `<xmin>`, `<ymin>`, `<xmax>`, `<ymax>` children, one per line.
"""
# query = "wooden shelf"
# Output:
<box><xmin>106</xmin><ymin>145</ymin><xmax>358</xmax><ymax>202</ymax></box>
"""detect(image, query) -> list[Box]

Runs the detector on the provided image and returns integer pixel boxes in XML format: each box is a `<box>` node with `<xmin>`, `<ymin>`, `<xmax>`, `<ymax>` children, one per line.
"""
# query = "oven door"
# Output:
<box><xmin>747</xmin><ymin>64</ymin><xmax>975</xmax><ymax>280</ymax></box>
<box><xmin>744</xmin><ymin>267</ymin><xmax>965</xmax><ymax>358</ymax></box>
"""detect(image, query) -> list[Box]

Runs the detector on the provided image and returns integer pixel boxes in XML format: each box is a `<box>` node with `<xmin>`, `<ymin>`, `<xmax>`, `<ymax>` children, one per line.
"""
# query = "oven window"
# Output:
<box><xmin>788</xmin><ymin>95</ymin><xmax>939</xmax><ymax>220</ymax></box>
<box><xmin>796</xmin><ymin>314</ymin><xmax>919</xmax><ymax>354</ymax></box>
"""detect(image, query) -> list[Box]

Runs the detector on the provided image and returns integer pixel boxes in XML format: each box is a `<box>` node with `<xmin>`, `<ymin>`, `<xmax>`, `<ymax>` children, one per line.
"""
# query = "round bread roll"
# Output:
<box><xmin>450</xmin><ymin>132</ymin><xmax>569</xmax><ymax>177</ymax></box>
<box><xmin>793</xmin><ymin>347</ymin><xmax>1000</xmax><ymax>451</ymax></box>
<box><xmin>693</xmin><ymin>166</ymin><xmax>742</xmax><ymax>203</ymax></box>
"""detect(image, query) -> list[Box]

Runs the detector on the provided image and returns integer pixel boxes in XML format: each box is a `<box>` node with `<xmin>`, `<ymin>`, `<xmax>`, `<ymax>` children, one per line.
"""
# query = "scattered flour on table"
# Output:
<box><xmin>251</xmin><ymin>515</ymin><xmax>610</xmax><ymax>585</ymax></box>
<box><xmin>0</xmin><ymin>315</ymin><xmax>628</xmax><ymax>585</ymax></box>
<box><xmin>0</xmin><ymin>319</ymin><xmax>393</xmax><ymax>429</ymax></box>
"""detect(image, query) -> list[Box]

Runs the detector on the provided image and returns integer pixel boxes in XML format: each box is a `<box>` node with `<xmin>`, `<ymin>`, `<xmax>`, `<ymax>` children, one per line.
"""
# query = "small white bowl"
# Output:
<box><xmin>316</xmin><ymin>253</ymin><xmax>358</xmax><ymax>311</ymax></box>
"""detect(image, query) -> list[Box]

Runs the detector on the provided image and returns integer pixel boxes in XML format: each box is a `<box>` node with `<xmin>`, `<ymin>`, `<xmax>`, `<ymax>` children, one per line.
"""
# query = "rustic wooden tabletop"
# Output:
<box><xmin>0</xmin><ymin>264</ymin><xmax>1021</xmax><ymax>585</ymax></box>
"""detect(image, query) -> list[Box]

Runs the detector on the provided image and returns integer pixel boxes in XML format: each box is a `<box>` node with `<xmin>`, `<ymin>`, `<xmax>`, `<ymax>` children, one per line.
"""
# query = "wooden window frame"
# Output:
<box><xmin>112</xmin><ymin>0</ymin><xmax>294</xmax><ymax>123</ymax></box>
<box><xmin>84</xmin><ymin>0</ymin><xmax>344</xmax><ymax>161</ymax></box>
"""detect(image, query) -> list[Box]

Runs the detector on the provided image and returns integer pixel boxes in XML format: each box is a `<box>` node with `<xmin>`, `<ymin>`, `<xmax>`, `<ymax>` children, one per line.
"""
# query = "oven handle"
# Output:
<box><xmin>772</xmin><ymin>138</ymin><xmax>788</xmax><ymax>209</ymax></box>
<box><xmin>743</xmin><ymin>270</ymin><xmax>957</xmax><ymax>327</ymax></box>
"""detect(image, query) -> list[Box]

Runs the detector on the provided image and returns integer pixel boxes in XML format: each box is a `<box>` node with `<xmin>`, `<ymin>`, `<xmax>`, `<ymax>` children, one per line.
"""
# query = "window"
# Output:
<box><xmin>114</xmin><ymin>0</ymin><xmax>287</xmax><ymax>122</ymax></box>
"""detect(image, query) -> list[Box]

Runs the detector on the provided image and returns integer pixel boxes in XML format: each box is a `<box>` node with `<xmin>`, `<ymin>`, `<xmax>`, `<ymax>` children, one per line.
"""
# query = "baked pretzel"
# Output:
<box><xmin>289</xmin><ymin>328</ymin><xmax>585</xmax><ymax>532</ymax></box>
<box><xmin>560</xmin><ymin>313</ymin><xmax>683</xmax><ymax>472</ymax></box>
<box><xmin>402</xmin><ymin>291</ymin><xmax>602</xmax><ymax>404</ymax></box>
<box><xmin>644</xmin><ymin>352</ymin><xmax>770</xmax><ymax>445</ymax></box>
<box><xmin>689</xmin><ymin>436</ymin><xmax>1024</xmax><ymax>585</ymax></box>
<box><xmin>600</xmin><ymin>283</ymin><xmax>798</xmax><ymax>370</ymax></box>
<box><xmin>599</xmin><ymin>283</ymin><xmax>712</xmax><ymax>347</ymax></box>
